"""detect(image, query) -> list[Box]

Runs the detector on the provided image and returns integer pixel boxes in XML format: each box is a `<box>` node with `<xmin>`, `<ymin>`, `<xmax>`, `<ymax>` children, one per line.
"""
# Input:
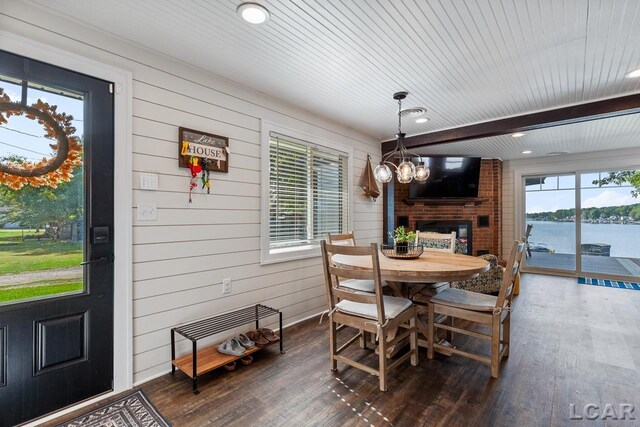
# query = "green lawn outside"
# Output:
<box><xmin>0</xmin><ymin>229</ymin><xmax>34</xmax><ymax>240</ymax></box>
<box><xmin>0</xmin><ymin>229</ymin><xmax>82</xmax><ymax>275</ymax></box>
<box><xmin>0</xmin><ymin>280</ymin><xmax>83</xmax><ymax>303</ymax></box>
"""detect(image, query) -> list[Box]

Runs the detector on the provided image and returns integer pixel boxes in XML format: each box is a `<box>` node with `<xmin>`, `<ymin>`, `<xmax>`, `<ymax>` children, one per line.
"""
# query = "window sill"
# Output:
<box><xmin>260</xmin><ymin>244</ymin><xmax>320</xmax><ymax>265</ymax></box>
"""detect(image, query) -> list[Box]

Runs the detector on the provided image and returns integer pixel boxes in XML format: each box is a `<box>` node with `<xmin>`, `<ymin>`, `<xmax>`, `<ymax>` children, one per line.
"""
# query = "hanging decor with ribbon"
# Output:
<box><xmin>360</xmin><ymin>155</ymin><xmax>381</xmax><ymax>201</ymax></box>
<box><xmin>0</xmin><ymin>88</ymin><xmax>82</xmax><ymax>190</ymax></box>
<box><xmin>179</xmin><ymin>126</ymin><xmax>229</xmax><ymax>203</ymax></box>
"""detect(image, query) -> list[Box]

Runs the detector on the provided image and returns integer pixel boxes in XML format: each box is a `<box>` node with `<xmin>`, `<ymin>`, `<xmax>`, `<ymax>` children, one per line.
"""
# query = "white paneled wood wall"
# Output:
<box><xmin>502</xmin><ymin>147</ymin><xmax>640</xmax><ymax>259</ymax></box>
<box><xmin>0</xmin><ymin>3</ymin><xmax>382</xmax><ymax>384</ymax></box>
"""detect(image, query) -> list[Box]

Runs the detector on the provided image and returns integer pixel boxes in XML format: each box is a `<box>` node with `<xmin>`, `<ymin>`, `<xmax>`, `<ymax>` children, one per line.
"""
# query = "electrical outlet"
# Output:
<box><xmin>222</xmin><ymin>278</ymin><xmax>232</xmax><ymax>295</ymax></box>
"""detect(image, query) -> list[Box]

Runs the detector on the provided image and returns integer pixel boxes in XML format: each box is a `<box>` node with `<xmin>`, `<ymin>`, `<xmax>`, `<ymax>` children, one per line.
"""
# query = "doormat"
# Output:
<box><xmin>578</xmin><ymin>277</ymin><xmax>640</xmax><ymax>291</ymax></box>
<box><xmin>56</xmin><ymin>390</ymin><xmax>171</xmax><ymax>427</ymax></box>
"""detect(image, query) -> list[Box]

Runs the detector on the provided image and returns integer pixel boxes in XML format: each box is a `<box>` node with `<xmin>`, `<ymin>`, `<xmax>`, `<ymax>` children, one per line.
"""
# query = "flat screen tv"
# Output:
<box><xmin>408</xmin><ymin>156</ymin><xmax>481</xmax><ymax>199</ymax></box>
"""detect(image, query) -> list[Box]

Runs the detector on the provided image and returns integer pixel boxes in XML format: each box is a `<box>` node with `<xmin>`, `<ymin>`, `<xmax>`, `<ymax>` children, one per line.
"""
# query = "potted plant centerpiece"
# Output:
<box><xmin>391</xmin><ymin>226</ymin><xmax>416</xmax><ymax>254</ymax></box>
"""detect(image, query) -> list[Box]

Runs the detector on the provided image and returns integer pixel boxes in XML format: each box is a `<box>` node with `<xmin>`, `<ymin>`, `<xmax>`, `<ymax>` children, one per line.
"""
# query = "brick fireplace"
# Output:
<box><xmin>392</xmin><ymin>159</ymin><xmax>502</xmax><ymax>257</ymax></box>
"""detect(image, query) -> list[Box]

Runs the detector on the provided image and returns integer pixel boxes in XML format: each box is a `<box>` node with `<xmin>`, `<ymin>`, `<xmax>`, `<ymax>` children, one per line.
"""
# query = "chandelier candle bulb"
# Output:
<box><xmin>374</xmin><ymin>163</ymin><xmax>393</xmax><ymax>183</ymax></box>
<box><xmin>414</xmin><ymin>162</ymin><xmax>430</xmax><ymax>181</ymax></box>
<box><xmin>397</xmin><ymin>161</ymin><xmax>416</xmax><ymax>184</ymax></box>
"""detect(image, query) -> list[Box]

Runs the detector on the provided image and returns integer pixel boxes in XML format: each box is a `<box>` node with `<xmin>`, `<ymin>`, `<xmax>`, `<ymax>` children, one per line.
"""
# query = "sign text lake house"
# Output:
<box><xmin>178</xmin><ymin>127</ymin><xmax>229</xmax><ymax>173</ymax></box>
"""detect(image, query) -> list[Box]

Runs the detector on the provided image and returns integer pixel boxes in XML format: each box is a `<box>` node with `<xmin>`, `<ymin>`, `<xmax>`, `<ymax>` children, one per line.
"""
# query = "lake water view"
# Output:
<box><xmin>527</xmin><ymin>221</ymin><xmax>640</xmax><ymax>258</ymax></box>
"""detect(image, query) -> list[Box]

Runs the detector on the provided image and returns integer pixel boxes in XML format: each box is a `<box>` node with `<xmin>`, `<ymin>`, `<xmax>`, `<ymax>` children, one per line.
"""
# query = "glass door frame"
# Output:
<box><xmin>522</xmin><ymin>172</ymin><xmax>578</xmax><ymax>276</ymax></box>
<box><xmin>520</xmin><ymin>165</ymin><xmax>640</xmax><ymax>282</ymax></box>
<box><xmin>1</xmin><ymin>34</ymin><xmax>134</xmax><ymax>399</ymax></box>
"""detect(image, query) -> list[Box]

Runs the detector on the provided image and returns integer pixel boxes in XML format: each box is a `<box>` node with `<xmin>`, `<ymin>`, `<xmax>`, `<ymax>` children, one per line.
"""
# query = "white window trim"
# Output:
<box><xmin>0</xmin><ymin>31</ymin><xmax>134</xmax><ymax>398</ymax></box>
<box><xmin>260</xmin><ymin>120</ymin><xmax>353</xmax><ymax>265</ymax></box>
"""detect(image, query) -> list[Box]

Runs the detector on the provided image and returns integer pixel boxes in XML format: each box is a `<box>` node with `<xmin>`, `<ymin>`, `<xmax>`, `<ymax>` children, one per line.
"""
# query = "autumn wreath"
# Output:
<box><xmin>0</xmin><ymin>88</ymin><xmax>82</xmax><ymax>189</ymax></box>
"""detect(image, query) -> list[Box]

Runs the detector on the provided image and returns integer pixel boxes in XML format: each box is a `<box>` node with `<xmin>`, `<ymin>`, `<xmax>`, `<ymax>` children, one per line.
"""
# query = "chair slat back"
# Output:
<box><xmin>525</xmin><ymin>224</ymin><xmax>533</xmax><ymax>239</ymax></box>
<box><xmin>327</xmin><ymin>232</ymin><xmax>356</xmax><ymax>246</ymax></box>
<box><xmin>321</xmin><ymin>241</ymin><xmax>386</xmax><ymax>322</ymax></box>
<box><xmin>416</xmin><ymin>231</ymin><xmax>457</xmax><ymax>253</ymax></box>
<box><xmin>496</xmin><ymin>239</ymin><xmax>526</xmax><ymax>308</ymax></box>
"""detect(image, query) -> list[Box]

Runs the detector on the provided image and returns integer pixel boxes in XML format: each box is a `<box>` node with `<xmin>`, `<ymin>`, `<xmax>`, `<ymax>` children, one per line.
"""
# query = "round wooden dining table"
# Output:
<box><xmin>331</xmin><ymin>250</ymin><xmax>490</xmax><ymax>284</ymax></box>
<box><xmin>331</xmin><ymin>249</ymin><xmax>490</xmax><ymax>355</ymax></box>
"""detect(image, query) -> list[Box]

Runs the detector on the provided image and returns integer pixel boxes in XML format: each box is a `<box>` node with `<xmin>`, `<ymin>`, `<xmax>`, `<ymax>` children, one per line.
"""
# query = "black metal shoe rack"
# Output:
<box><xmin>171</xmin><ymin>304</ymin><xmax>283</xmax><ymax>393</ymax></box>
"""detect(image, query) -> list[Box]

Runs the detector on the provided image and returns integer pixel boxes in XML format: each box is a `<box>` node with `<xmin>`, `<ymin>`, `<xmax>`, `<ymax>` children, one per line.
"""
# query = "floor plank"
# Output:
<box><xmin>43</xmin><ymin>273</ymin><xmax>640</xmax><ymax>426</ymax></box>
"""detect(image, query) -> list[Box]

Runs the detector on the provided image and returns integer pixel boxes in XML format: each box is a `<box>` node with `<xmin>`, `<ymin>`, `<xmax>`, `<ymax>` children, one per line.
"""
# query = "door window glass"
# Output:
<box><xmin>580</xmin><ymin>170</ymin><xmax>640</xmax><ymax>276</ymax></box>
<box><xmin>524</xmin><ymin>174</ymin><xmax>576</xmax><ymax>272</ymax></box>
<box><xmin>0</xmin><ymin>77</ymin><xmax>85</xmax><ymax>304</ymax></box>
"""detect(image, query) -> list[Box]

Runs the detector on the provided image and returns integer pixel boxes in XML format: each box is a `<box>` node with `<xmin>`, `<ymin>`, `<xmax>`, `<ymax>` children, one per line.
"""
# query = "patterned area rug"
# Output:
<box><xmin>578</xmin><ymin>277</ymin><xmax>640</xmax><ymax>290</ymax></box>
<box><xmin>57</xmin><ymin>390</ymin><xmax>171</xmax><ymax>427</ymax></box>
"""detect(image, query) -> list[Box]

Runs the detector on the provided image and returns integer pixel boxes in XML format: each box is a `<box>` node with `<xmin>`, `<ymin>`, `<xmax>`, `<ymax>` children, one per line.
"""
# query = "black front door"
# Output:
<box><xmin>0</xmin><ymin>50</ymin><xmax>114</xmax><ymax>426</ymax></box>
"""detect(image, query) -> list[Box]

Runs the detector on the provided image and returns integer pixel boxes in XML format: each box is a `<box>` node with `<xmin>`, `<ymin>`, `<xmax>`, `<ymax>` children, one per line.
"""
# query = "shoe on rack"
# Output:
<box><xmin>245</xmin><ymin>330</ymin><xmax>269</xmax><ymax>347</ymax></box>
<box><xmin>259</xmin><ymin>328</ymin><xmax>280</xmax><ymax>343</ymax></box>
<box><xmin>238</xmin><ymin>333</ymin><xmax>255</xmax><ymax>349</ymax></box>
<box><xmin>217</xmin><ymin>337</ymin><xmax>246</xmax><ymax>356</ymax></box>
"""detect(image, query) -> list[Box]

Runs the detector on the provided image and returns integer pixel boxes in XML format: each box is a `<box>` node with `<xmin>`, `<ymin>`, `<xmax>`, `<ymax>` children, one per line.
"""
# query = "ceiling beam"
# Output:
<box><xmin>381</xmin><ymin>93</ymin><xmax>640</xmax><ymax>153</ymax></box>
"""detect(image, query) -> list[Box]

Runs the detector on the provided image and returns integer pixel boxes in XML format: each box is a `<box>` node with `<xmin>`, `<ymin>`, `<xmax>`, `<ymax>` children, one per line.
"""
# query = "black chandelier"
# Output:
<box><xmin>374</xmin><ymin>91</ymin><xmax>430</xmax><ymax>184</ymax></box>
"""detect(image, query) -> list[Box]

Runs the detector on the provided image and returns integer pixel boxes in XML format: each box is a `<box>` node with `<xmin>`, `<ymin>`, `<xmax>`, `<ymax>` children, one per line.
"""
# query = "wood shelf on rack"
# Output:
<box><xmin>170</xmin><ymin>304</ymin><xmax>283</xmax><ymax>393</ymax></box>
<box><xmin>403</xmin><ymin>197</ymin><xmax>488</xmax><ymax>206</ymax></box>
<box><xmin>172</xmin><ymin>341</ymin><xmax>276</xmax><ymax>379</ymax></box>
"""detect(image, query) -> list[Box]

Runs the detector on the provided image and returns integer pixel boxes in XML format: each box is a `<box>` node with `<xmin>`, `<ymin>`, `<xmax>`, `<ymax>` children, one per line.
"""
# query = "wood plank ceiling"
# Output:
<box><xmin>413</xmin><ymin>113</ymin><xmax>640</xmax><ymax>159</ymax></box>
<box><xmin>30</xmin><ymin>0</ymin><xmax>640</xmax><ymax>159</ymax></box>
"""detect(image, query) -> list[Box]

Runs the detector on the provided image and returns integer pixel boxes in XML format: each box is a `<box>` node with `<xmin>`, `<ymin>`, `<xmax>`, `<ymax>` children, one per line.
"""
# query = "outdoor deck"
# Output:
<box><xmin>525</xmin><ymin>252</ymin><xmax>640</xmax><ymax>277</ymax></box>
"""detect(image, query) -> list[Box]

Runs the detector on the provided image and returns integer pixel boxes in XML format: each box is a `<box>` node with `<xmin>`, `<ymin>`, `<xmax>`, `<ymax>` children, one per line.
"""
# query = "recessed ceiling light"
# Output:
<box><xmin>625</xmin><ymin>68</ymin><xmax>640</xmax><ymax>78</ymax></box>
<box><xmin>546</xmin><ymin>151</ymin><xmax>570</xmax><ymax>156</ymax></box>
<box><xmin>415</xmin><ymin>117</ymin><xmax>429</xmax><ymax>124</ymax></box>
<box><xmin>511</xmin><ymin>132</ymin><xmax>525</xmax><ymax>138</ymax></box>
<box><xmin>237</xmin><ymin>2</ymin><xmax>270</xmax><ymax>24</ymax></box>
<box><xmin>522</xmin><ymin>150</ymin><xmax>532</xmax><ymax>154</ymax></box>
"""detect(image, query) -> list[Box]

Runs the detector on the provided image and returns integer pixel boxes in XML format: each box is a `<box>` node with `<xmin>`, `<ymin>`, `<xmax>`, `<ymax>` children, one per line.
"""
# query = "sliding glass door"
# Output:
<box><xmin>579</xmin><ymin>171</ymin><xmax>640</xmax><ymax>278</ymax></box>
<box><xmin>524</xmin><ymin>174</ymin><xmax>576</xmax><ymax>273</ymax></box>
<box><xmin>523</xmin><ymin>169</ymin><xmax>640</xmax><ymax>280</ymax></box>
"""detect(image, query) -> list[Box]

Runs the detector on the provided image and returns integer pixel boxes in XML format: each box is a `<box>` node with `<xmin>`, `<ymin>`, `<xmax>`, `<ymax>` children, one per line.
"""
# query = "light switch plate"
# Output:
<box><xmin>137</xmin><ymin>203</ymin><xmax>157</xmax><ymax>221</ymax></box>
<box><xmin>139</xmin><ymin>173</ymin><xmax>159</xmax><ymax>191</ymax></box>
<box><xmin>222</xmin><ymin>278</ymin><xmax>232</xmax><ymax>295</ymax></box>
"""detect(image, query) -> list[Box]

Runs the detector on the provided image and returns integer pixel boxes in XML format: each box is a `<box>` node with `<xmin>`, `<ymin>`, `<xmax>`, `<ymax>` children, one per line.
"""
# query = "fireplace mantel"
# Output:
<box><xmin>403</xmin><ymin>197</ymin><xmax>488</xmax><ymax>206</ymax></box>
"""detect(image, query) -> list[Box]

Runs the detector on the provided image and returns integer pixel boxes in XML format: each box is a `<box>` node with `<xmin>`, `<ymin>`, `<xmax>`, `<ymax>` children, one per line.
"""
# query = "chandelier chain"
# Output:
<box><xmin>397</xmin><ymin>97</ymin><xmax>402</xmax><ymax>135</ymax></box>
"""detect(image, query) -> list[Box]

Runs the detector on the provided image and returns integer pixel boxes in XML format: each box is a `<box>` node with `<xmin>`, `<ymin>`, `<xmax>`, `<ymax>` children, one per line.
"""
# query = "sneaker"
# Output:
<box><xmin>217</xmin><ymin>338</ymin><xmax>246</xmax><ymax>356</ymax></box>
<box><xmin>237</xmin><ymin>333</ymin><xmax>255</xmax><ymax>349</ymax></box>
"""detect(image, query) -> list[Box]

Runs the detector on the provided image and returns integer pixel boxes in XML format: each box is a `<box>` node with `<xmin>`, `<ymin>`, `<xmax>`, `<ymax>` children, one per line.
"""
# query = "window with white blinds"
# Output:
<box><xmin>269</xmin><ymin>132</ymin><xmax>349</xmax><ymax>251</ymax></box>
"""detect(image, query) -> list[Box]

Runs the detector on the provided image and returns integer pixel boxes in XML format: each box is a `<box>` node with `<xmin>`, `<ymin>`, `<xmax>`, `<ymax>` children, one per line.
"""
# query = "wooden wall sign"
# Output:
<box><xmin>178</xmin><ymin>127</ymin><xmax>229</xmax><ymax>173</ymax></box>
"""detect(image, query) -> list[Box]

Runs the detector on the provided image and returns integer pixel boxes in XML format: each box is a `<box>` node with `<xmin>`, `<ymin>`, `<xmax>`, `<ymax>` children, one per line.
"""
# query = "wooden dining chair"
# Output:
<box><xmin>327</xmin><ymin>232</ymin><xmax>378</xmax><ymax>294</ymax></box>
<box><xmin>427</xmin><ymin>238</ymin><xmax>525</xmax><ymax>378</ymax></box>
<box><xmin>411</xmin><ymin>231</ymin><xmax>457</xmax><ymax>302</ymax></box>
<box><xmin>327</xmin><ymin>231</ymin><xmax>357</xmax><ymax>247</ymax></box>
<box><xmin>415</xmin><ymin>231</ymin><xmax>457</xmax><ymax>253</ymax></box>
<box><xmin>524</xmin><ymin>224</ymin><xmax>533</xmax><ymax>258</ymax></box>
<box><xmin>320</xmin><ymin>241</ymin><xmax>419</xmax><ymax>391</ymax></box>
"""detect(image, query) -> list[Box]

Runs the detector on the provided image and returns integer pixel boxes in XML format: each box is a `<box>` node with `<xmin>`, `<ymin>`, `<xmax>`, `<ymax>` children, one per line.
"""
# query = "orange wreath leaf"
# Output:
<box><xmin>0</xmin><ymin>88</ymin><xmax>83</xmax><ymax>189</ymax></box>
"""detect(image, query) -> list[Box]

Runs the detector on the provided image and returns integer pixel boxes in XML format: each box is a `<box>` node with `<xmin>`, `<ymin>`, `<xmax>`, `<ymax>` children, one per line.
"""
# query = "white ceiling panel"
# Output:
<box><xmin>27</xmin><ymin>0</ymin><xmax>640</xmax><ymax>145</ymax></box>
<box><xmin>414</xmin><ymin>112</ymin><xmax>640</xmax><ymax>160</ymax></box>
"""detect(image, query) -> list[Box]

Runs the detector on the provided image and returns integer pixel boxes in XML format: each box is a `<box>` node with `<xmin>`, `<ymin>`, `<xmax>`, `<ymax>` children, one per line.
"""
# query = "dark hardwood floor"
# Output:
<box><xmin>44</xmin><ymin>274</ymin><xmax>640</xmax><ymax>427</ymax></box>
